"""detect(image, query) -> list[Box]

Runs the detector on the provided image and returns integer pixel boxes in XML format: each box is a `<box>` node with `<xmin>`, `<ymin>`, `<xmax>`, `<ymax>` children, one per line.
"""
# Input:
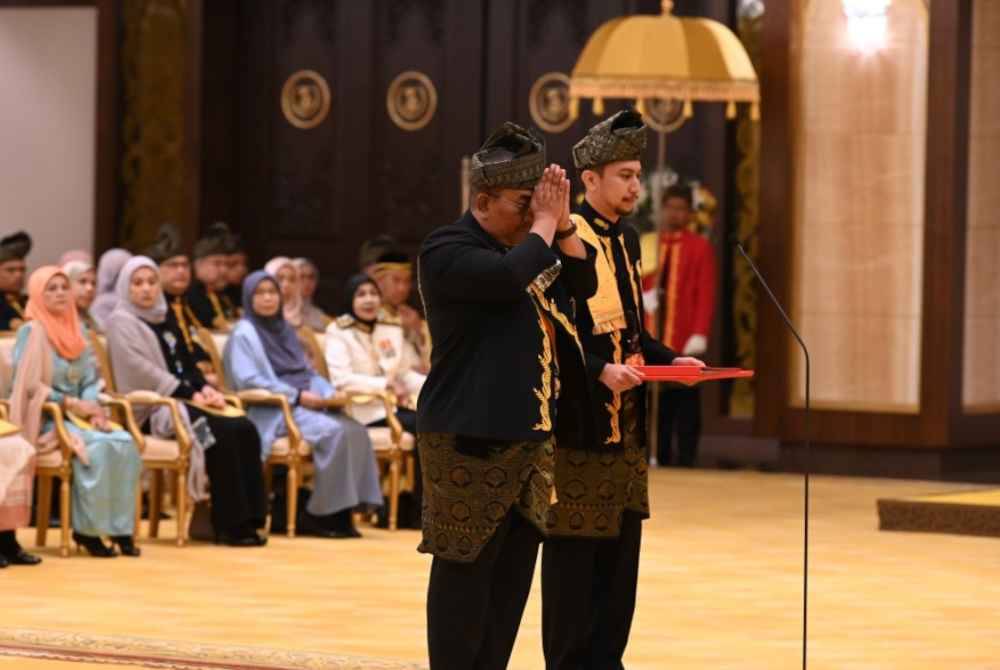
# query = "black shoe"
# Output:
<box><xmin>215</xmin><ymin>531</ymin><xmax>267</xmax><ymax>547</ymax></box>
<box><xmin>0</xmin><ymin>554</ymin><xmax>8</xmax><ymax>568</ymax></box>
<box><xmin>308</xmin><ymin>527</ymin><xmax>359</xmax><ymax>539</ymax></box>
<box><xmin>73</xmin><ymin>532</ymin><xmax>116</xmax><ymax>558</ymax></box>
<box><xmin>111</xmin><ymin>536</ymin><xmax>141</xmax><ymax>557</ymax></box>
<box><xmin>4</xmin><ymin>548</ymin><xmax>42</xmax><ymax>565</ymax></box>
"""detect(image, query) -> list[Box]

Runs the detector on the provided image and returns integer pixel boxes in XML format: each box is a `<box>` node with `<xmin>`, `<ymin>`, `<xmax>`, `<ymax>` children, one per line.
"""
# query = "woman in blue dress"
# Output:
<box><xmin>10</xmin><ymin>266</ymin><xmax>142</xmax><ymax>557</ymax></box>
<box><xmin>224</xmin><ymin>270</ymin><xmax>382</xmax><ymax>538</ymax></box>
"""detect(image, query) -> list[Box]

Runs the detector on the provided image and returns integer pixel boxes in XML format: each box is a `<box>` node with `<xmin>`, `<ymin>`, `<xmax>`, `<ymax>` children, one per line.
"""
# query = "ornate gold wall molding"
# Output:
<box><xmin>281</xmin><ymin>70</ymin><xmax>331</xmax><ymax>130</ymax></box>
<box><xmin>730</xmin><ymin>2</ymin><xmax>763</xmax><ymax>418</ymax></box>
<box><xmin>386</xmin><ymin>70</ymin><xmax>437</xmax><ymax>131</ymax></box>
<box><xmin>120</xmin><ymin>0</ymin><xmax>188</xmax><ymax>252</ymax></box>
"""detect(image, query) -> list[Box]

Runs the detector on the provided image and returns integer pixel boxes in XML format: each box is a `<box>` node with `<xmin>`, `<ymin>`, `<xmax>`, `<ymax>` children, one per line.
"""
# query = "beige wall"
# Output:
<box><xmin>963</xmin><ymin>0</ymin><xmax>1000</xmax><ymax>412</ymax></box>
<box><xmin>0</xmin><ymin>8</ymin><xmax>97</xmax><ymax>270</ymax></box>
<box><xmin>790</xmin><ymin>0</ymin><xmax>928</xmax><ymax>412</ymax></box>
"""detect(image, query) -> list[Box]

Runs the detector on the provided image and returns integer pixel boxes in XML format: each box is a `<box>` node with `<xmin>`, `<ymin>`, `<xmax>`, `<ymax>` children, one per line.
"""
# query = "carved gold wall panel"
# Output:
<box><xmin>729</xmin><ymin>3</ymin><xmax>763</xmax><ymax>419</ymax></box>
<box><xmin>963</xmin><ymin>0</ymin><xmax>1000</xmax><ymax>412</ymax></box>
<box><xmin>790</xmin><ymin>0</ymin><xmax>928</xmax><ymax>413</ymax></box>
<box><xmin>120</xmin><ymin>0</ymin><xmax>188</xmax><ymax>252</ymax></box>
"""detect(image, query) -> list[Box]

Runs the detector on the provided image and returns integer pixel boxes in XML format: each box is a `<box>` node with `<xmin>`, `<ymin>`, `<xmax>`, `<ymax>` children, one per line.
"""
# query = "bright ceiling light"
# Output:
<box><xmin>843</xmin><ymin>0</ymin><xmax>891</xmax><ymax>53</ymax></box>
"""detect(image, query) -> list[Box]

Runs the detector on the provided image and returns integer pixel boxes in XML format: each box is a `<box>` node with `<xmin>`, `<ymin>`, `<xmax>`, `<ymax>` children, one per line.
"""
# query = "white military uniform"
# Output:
<box><xmin>324</xmin><ymin>313</ymin><xmax>426</xmax><ymax>426</ymax></box>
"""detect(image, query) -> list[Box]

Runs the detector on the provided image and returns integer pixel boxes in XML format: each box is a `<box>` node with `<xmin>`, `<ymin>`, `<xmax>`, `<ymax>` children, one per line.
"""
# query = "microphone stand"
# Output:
<box><xmin>734</xmin><ymin>240</ymin><xmax>811</xmax><ymax>670</ymax></box>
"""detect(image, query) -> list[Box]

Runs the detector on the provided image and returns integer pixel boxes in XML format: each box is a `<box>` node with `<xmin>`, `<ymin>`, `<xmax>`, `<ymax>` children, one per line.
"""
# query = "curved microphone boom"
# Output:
<box><xmin>733</xmin><ymin>236</ymin><xmax>811</xmax><ymax>670</ymax></box>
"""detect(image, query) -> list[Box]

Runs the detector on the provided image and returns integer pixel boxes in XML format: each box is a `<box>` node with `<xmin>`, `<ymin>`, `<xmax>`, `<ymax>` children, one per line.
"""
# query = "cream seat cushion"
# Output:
<box><xmin>269</xmin><ymin>438</ymin><xmax>313</xmax><ymax>459</ymax></box>
<box><xmin>142</xmin><ymin>436</ymin><xmax>181</xmax><ymax>461</ymax></box>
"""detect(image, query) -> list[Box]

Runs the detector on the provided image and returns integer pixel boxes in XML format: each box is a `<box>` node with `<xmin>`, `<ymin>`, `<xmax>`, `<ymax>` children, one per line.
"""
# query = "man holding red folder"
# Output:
<box><xmin>541</xmin><ymin>109</ymin><xmax>704</xmax><ymax>670</ymax></box>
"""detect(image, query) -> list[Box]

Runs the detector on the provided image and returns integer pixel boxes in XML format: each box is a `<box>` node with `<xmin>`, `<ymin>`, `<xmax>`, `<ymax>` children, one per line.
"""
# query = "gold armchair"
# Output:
<box><xmin>89</xmin><ymin>333</ymin><xmax>194</xmax><ymax>546</ymax></box>
<box><xmin>32</xmin><ymin>402</ymin><xmax>76</xmax><ymax>557</ymax></box>
<box><xmin>235</xmin><ymin>387</ymin><xmax>406</xmax><ymax>534</ymax></box>
<box><xmin>198</xmin><ymin>323</ymin><xmax>409</xmax><ymax>534</ymax></box>
<box><xmin>296</xmin><ymin>326</ymin><xmax>414</xmax><ymax>530</ymax></box>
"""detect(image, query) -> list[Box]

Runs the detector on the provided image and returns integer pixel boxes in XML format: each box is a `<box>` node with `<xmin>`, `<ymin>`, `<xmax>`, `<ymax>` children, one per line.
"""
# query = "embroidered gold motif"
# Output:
<box><xmin>208</xmin><ymin>291</ymin><xmax>222</xmax><ymax>318</ymax></box>
<box><xmin>183</xmin><ymin>303</ymin><xmax>205</xmax><ymax>331</ymax></box>
<box><xmin>604</xmin><ymin>330</ymin><xmax>623</xmax><ymax>445</ymax></box>
<box><xmin>665</xmin><ymin>242</ymin><xmax>682</xmax><ymax>346</ymax></box>
<box><xmin>528</xmin><ymin>285</ymin><xmax>584</xmax><ymax>354</ymax></box>
<box><xmin>617</xmin><ymin>235</ymin><xmax>642</xmax><ymax>321</ymax></box>
<box><xmin>573</xmin><ymin>216</ymin><xmax>627</xmax><ymax>335</ymax></box>
<box><xmin>170</xmin><ymin>300</ymin><xmax>196</xmax><ymax>353</ymax></box>
<box><xmin>531</xmin><ymin>301</ymin><xmax>555</xmax><ymax>432</ymax></box>
<box><xmin>6</xmin><ymin>295</ymin><xmax>24</xmax><ymax>319</ymax></box>
<box><xmin>529</xmin><ymin>260</ymin><xmax>563</xmax><ymax>294</ymax></box>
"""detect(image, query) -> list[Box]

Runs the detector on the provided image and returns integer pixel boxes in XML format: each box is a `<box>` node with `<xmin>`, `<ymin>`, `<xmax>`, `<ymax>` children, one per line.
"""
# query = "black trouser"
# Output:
<box><xmin>542</xmin><ymin>511</ymin><xmax>643</xmax><ymax>670</ymax></box>
<box><xmin>657</xmin><ymin>386</ymin><xmax>702</xmax><ymax>467</ymax></box>
<box><xmin>189</xmin><ymin>408</ymin><xmax>268</xmax><ymax>535</ymax></box>
<box><xmin>426</xmin><ymin>510</ymin><xmax>542</xmax><ymax>670</ymax></box>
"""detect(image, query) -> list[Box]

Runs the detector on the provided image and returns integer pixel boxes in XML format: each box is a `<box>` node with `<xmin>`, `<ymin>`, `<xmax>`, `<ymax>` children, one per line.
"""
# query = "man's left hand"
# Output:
<box><xmin>672</xmin><ymin>356</ymin><xmax>706</xmax><ymax>368</ymax></box>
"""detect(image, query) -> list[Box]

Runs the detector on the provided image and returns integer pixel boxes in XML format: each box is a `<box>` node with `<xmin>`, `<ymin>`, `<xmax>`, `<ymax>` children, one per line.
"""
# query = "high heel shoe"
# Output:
<box><xmin>73</xmin><ymin>532</ymin><xmax>116</xmax><ymax>558</ymax></box>
<box><xmin>111</xmin><ymin>536</ymin><xmax>141</xmax><ymax>557</ymax></box>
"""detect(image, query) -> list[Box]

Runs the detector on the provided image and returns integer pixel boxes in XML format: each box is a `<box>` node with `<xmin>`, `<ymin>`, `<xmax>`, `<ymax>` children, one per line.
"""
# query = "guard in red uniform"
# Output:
<box><xmin>642</xmin><ymin>184</ymin><xmax>717</xmax><ymax>467</ymax></box>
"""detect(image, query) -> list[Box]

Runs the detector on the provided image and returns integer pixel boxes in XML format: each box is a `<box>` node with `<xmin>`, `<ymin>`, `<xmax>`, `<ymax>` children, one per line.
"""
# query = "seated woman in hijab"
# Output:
<box><xmin>224</xmin><ymin>271</ymin><xmax>382</xmax><ymax>538</ymax></box>
<box><xmin>223</xmin><ymin>271</ymin><xmax>382</xmax><ymax>538</ymax></box>
<box><xmin>324</xmin><ymin>274</ymin><xmax>424</xmax><ymax>435</ymax></box>
<box><xmin>91</xmin><ymin>248</ymin><xmax>132</xmax><ymax>331</ymax></box>
<box><xmin>293</xmin><ymin>258</ymin><xmax>332</xmax><ymax>333</ymax></box>
<box><xmin>10</xmin><ymin>266</ymin><xmax>142</xmax><ymax>558</ymax></box>
<box><xmin>105</xmin><ymin>257</ymin><xmax>268</xmax><ymax>547</ymax></box>
<box><xmin>63</xmin><ymin>259</ymin><xmax>99</xmax><ymax>332</ymax></box>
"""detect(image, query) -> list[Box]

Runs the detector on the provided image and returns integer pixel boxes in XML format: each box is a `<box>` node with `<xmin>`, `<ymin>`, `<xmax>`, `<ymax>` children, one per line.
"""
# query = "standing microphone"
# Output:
<box><xmin>732</xmin><ymin>235</ymin><xmax>811</xmax><ymax>670</ymax></box>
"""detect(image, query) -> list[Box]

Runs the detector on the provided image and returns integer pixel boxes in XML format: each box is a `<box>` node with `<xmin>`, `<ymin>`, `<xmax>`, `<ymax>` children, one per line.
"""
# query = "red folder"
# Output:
<box><xmin>636</xmin><ymin>366</ymin><xmax>754</xmax><ymax>386</ymax></box>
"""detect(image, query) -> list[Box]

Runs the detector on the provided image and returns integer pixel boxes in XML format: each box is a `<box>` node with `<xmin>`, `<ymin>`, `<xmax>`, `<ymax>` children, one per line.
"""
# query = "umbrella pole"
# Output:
<box><xmin>648</xmin><ymin>130</ymin><xmax>667</xmax><ymax>465</ymax></box>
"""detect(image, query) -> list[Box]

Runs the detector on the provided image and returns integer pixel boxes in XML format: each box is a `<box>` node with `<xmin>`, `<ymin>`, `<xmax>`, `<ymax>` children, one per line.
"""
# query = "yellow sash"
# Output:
<box><xmin>572</xmin><ymin>214</ymin><xmax>627</xmax><ymax>335</ymax></box>
<box><xmin>67</xmin><ymin>412</ymin><xmax>124</xmax><ymax>433</ymax></box>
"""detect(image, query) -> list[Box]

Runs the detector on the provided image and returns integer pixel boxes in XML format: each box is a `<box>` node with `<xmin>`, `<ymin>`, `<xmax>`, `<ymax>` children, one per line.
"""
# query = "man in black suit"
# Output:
<box><xmin>417</xmin><ymin>122</ymin><xmax>595</xmax><ymax>670</ymax></box>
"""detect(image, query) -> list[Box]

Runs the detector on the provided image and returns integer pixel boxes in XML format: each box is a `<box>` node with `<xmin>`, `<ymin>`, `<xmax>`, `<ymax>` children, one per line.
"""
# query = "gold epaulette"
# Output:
<box><xmin>335</xmin><ymin>314</ymin><xmax>355</xmax><ymax>329</ymax></box>
<box><xmin>376</xmin><ymin>308</ymin><xmax>402</xmax><ymax>326</ymax></box>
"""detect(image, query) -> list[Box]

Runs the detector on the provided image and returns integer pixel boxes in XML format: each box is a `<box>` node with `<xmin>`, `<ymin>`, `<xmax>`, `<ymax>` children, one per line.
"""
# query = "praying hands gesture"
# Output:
<box><xmin>530</xmin><ymin>164</ymin><xmax>570</xmax><ymax>245</ymax></box>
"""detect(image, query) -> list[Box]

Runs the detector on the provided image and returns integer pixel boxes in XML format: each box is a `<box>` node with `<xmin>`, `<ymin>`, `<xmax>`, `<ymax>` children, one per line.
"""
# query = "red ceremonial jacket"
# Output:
<box><xmin>642</xmin><ymin>229</ymin><xmax>717</xmax><ymax>352</ymax></box>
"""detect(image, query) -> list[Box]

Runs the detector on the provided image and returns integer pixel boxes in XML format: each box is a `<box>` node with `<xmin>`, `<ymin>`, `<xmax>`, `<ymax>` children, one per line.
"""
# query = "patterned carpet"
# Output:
<box><xmin>878</xmin><ymin>488</ymin><xmax>1000</xmax><ymax>538</ymax></box>
<box><xmin>0</xmin><ymin>628</ymin><xmax>426</xmax><ymax>670</ymax></box>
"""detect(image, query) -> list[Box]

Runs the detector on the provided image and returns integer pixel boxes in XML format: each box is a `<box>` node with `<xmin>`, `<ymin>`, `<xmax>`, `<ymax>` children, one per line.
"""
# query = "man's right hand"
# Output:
<box><xmin>599</xmin><ymin>364</ymin><xmax>644</xmax><ymax>392</ymax></box>
<box><xmin>530</xmin><ymin>165</ymin><xmax>567</xmax><ymax>241</ymax></box>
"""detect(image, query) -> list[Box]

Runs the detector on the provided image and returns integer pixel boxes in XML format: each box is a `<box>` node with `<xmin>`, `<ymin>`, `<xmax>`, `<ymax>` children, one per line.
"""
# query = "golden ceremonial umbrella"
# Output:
<box><xmin>569</xmin><ymin>0</ymin><xmax>759</xmax><ymax>123</ymax></box>
<box><xmin>569</xmin><ymin>0</ymin><xmax>760</xmax><ymax>457</ymax></box>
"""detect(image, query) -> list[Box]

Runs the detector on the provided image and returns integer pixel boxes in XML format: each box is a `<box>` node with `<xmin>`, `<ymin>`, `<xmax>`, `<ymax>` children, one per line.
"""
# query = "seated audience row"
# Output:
<box><xmin>0</xmin><ymin>225</ymin><xmax>428</xmax><ymax>557</ymax></box>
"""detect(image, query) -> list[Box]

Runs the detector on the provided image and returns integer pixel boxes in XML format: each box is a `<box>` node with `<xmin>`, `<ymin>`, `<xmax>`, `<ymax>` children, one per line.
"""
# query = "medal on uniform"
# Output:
<box><xmin>378</xmin><ymin>339</ymin><xmax>397</xmax><ymax>359</ymax></box>
<box><xmin>66</xmin><ymin>363</ymin><xmax>82</xmax><ymax>385</ymax></box>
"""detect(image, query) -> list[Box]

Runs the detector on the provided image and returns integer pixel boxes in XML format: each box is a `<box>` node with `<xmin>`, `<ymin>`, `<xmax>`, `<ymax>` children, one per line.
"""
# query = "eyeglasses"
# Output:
<box><xmin>494</xmin><ymin>194</ymin><xmax>531</xmax><ymax>216</ymax></box>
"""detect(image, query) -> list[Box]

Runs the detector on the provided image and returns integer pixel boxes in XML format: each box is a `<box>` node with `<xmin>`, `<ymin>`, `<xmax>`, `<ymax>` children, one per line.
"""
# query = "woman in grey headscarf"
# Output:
<box><xmin>105</xmin><ymin>256</ymin><xmax>268</xmax><ymax>546</ymax></box>
<box><xmin>62</xmin><ymin>258</ymin><xmax>98</xmax><ymax>332</ymax></box>
<box><xmin>224</xmin><ymin>270</ymin><xmax>382</xmax><ymax>538</ymax></box>
<box><xmin>90</xmin><ymin>248</ymin><xmax>132</xmax><ymax>331</ymax></box>
<box><xmin>293</xmin><ymin>258</ymin><xmax>332</xmax><ymax>332</ymax></box>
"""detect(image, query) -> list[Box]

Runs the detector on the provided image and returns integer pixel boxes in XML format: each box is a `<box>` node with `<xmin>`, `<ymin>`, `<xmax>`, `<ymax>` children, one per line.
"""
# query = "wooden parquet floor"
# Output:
<box><xmin>3</xmin><ymin>469</ymin><xmax>998</xmax><ymax>669</ymax></box>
